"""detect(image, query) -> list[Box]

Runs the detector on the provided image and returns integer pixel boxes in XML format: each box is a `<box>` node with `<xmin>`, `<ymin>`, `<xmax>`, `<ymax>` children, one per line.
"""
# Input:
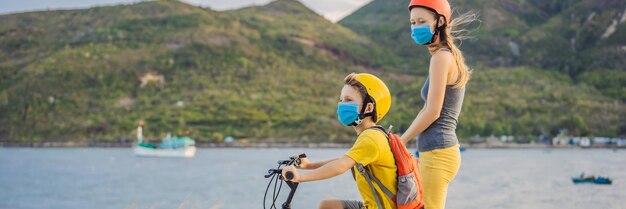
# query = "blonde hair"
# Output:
<box><xmin>343</xmin><ymin>73</ymin><xmax>367</xmax><ymax>99</ymax></box>
<box><xmin>431</xmin><ymin>10</ymin><xmax>478</xmax><ymax>89</ymax></box>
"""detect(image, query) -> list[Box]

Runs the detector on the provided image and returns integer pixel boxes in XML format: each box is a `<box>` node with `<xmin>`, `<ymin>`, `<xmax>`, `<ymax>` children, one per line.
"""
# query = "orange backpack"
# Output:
<box><xmin>353</xmin><ymin>125</ymin><xmax>424</xmax><ymax>209</ymax></box>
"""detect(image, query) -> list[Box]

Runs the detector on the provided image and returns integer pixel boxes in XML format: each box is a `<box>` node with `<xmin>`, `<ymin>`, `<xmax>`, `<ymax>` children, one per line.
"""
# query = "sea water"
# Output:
<box><xmin>0</xmin><ymin>148</ymin><xmax>624</xmax><ymax>209</ymax></box>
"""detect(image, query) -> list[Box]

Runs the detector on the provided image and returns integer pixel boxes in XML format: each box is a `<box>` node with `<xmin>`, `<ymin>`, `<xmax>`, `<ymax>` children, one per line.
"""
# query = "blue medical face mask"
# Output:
<box><xmin>411</xmin><ymin>24</ymin><xmax>434</xmax><ymax>45</ymax></box>
<box><xmin>337</xmin><ymin>102</ymin><xmax>362</xmax><ymax>126</ymax></box>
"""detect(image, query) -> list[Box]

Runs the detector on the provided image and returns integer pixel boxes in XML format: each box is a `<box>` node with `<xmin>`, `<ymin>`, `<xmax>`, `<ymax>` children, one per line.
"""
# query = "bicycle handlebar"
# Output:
<box><xmin>284</xmin><ymin>171</ymin><xmax>294</xmax><ymax>181</ymax></box>
<box><xmin>263</xmin><ymin>153</ymin><xmax>307</xmax><ymax>209</ymax></box>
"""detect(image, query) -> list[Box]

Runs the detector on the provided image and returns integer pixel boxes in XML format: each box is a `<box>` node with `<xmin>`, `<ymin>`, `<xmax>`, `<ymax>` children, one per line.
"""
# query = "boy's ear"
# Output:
<box><xmin>366</xmin><ymin>102</ymin><xmax>375</xmax><ymax>113</ymax></box>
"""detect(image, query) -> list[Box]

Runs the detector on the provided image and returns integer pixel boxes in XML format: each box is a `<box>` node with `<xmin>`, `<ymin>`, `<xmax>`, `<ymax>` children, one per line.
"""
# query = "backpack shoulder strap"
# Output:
<box><xmin>355</xmin><ymin>163</ymin><xmax>395</xmax><ymax>207</ymax></box>
<box><xmin>367</xmin><ymin>125</ymin><xmax>388</xmax><ymax>136</ymax></box>
<box><xmin>356</xmin><ymin>163</ymin><xmax>384</xmax><ymax>209</ymax></box>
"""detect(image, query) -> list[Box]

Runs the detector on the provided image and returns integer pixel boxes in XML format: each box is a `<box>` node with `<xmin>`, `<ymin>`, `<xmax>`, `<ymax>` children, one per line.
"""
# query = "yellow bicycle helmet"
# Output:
<box><xmin>354</xmin><ymin>73</ymin><xmax>392</xmax><ymax>122</ymax></box>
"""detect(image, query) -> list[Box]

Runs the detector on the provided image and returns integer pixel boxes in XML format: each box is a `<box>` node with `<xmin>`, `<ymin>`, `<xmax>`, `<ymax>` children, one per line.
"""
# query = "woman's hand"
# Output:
<box><xmin>281</xmin><ymin>165</ymin><xmax>300</xmax><ymax>182</ymax></box>
<box><xmin>296</xmin><ymin>157</ymin><xmax>310</xmax><ymax>169</ymax></box>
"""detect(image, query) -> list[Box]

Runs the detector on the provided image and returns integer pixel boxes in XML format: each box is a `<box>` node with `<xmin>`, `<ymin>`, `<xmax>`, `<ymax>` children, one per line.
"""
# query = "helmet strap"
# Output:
<box><xmin>426</xmin><ymin>14</ymin><xmax>445</xmax><ymax>45</ymax></box>
<box><xmin>350</xmin><ymin>95</ymin><xmax>374</xmax><ymax>126</ymax></box>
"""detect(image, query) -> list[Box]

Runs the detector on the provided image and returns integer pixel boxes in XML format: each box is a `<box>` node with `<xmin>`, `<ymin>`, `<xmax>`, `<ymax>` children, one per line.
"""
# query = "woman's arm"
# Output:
<box><xmin>400</xmin><ymin>51</ymin><xmax>452</xmax><ymax>145</ymax></box>
<box><xmin>407</xmin><ymin>107</ymin><xmax>427</xmax><ymax>146</ymax></box>
<box><xmin>281</xmin><ymin>155</ymin><xmax>355</xmax><ymax>183</ymax></box>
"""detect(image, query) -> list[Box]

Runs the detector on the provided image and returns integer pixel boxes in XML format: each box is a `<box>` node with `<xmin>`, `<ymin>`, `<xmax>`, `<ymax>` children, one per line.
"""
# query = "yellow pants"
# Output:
<box><xmin>419</xmin><ymin>144</ymin><xmax>461</xmax><ymax>209</ymax></box>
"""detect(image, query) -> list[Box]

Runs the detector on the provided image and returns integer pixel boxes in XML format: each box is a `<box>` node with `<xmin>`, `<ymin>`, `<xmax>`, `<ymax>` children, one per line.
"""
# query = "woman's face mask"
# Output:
<box><xmin>411</xmin><ymin>23</ymin><xmax>434</xmax><ymax>45</ymax></box>
<box><xmin>409</xmin><ymin>7</ymin><xmax>443</xmax><ymax>46</ymax></box>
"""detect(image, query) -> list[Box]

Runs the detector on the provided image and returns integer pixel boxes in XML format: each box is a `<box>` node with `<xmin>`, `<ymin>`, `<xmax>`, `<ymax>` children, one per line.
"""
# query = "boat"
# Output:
<box><xmin>592</xmin><ymin>176</ymin><xmax>613</xmax><ymax>184</ymax></box>
<box><xmin>572</xmin><ymin>173</ymin><xmax>612</xmax><ymax>185</ymax></box>
<box><xmin>134</xmin><ymin>133</ymin><xmax>196</xmax><ymax>158</ymax></box>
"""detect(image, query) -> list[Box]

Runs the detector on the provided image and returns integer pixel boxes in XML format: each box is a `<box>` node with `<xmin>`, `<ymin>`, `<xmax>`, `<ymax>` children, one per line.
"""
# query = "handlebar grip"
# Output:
<box><xmin>298</xmin><ymin>153</ymin><xmax>307</xmax><ymax>158</ymax></box>
<box><xmin>285</xmin><ymin>171</ymin><xmax>294</xmax><ymax>181</ymax></box>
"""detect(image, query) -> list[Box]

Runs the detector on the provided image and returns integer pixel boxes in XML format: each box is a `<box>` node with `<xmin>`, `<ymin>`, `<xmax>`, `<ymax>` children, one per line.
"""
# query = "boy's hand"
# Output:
<box><xmin>281</xmin><ymin>165</ymin><xmax>301</xmax><ymax>182</ymax></box>
<box><xmin>296</xmin><ymin>157</ymin><xmax>310</xmax><ymax>169</ymax></box>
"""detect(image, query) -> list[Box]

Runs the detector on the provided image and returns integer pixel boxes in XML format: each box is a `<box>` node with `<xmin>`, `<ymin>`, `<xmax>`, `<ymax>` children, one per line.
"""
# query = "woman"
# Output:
<box><xmin>399</xmin><ymin>0</ymin><xmax>475</xmax><ymax>209</ymax></box>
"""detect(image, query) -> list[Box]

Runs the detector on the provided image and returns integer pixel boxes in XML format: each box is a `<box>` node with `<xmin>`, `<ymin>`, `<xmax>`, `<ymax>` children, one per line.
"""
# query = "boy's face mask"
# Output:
<box><xmin>337</xmin><ymin>100</ymin><xmax>374</xmax><ymax>127</ymax></box>
<box><xmin>337</xmin><ymin>102</ymin><xmax>361</xmax><ymax>126</ymax></box>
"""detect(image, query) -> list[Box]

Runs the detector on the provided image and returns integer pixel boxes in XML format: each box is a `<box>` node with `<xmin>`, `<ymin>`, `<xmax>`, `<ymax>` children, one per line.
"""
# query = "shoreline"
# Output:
<box><xmin>0</xmin><ymin>141</ymin><xmax>623</xmax><ymax>149</ymax></box>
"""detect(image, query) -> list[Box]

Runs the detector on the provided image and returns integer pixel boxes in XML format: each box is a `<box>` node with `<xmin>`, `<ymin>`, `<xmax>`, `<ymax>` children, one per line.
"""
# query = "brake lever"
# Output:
<box><xmin>267</xmin><ymin>153</ymin><xmax>308</xmax><ymax>178</ymax></box>
<box><xmin>265</xmin><ymin>168</ymin><xmax>282</xmax><ymax>178</ymax></box>
<box><xmin>278</xmin><ymin>160</ymin><xmax>291</xmax><ymax>165</ymax></box>
<box><xmin>290</xmin><ymin>153</ymin><xmax>307</xmax><ymax>167</ymax></box>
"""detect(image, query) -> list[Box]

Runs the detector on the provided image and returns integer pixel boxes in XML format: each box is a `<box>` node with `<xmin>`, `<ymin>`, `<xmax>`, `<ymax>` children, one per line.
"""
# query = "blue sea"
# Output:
<box><xmin>1</xmin><ymin>148</ymin><xmax>624</xmax><ymax>209</ymax></box>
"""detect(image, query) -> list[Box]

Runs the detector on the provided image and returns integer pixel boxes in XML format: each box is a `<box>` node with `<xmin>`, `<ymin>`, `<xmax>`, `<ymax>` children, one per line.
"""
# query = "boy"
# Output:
<box><xmin>282</xmin><ymin>73</ymin><xmax>396</xmax><ymax>209</ymax></box>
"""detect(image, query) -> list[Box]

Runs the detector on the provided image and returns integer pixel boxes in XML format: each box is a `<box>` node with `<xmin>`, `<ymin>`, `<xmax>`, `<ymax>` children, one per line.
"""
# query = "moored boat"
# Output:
<box><xmin>134</xmin><ymin>143</ymin><xmax>196</xmax><ymax>158</ymax></box>
<box><xmin>572</xmin><ymin>173</ymin><xmax>612</xmax><ymax>185</ymax></box>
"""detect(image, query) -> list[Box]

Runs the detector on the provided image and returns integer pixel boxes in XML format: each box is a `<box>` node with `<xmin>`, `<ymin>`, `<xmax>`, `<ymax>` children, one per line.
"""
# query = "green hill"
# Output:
<box><xmin>340</xmin><ymin>0</ymin><xmax>626</xmax><ymax>102</ymax></box>
<box><xmin>340</xmin><ymin>0</ymin><xmax>626</xmax><ymax>75</ymax></box>
<box><xmin>0</xmin><ymin>0</ymin><xmax>624</xmax><ymax>144</ymax></box>
<box><xmin>340</xmin><ymin>0</ymin><xmax>625</xmax><ymax>138</ymax></box>
<box><xmin>0</xmin><ymin>0</ymin><xmax>398</xmax><ymax>143</ymax></box>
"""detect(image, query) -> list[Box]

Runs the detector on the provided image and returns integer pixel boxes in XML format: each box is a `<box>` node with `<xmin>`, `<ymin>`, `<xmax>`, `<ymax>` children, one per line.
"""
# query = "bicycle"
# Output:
<box><xmin>263</xmin><ymin>153</ymin><xmax>307</xmax><ymax>209</ymax></box>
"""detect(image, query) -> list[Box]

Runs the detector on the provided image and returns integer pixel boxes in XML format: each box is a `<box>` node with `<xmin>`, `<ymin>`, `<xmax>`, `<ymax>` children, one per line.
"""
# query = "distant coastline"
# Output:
<box><xmin>1</xmin><ymin>141</ymin><xmax>624</xmax><ymax>149</ymax></box>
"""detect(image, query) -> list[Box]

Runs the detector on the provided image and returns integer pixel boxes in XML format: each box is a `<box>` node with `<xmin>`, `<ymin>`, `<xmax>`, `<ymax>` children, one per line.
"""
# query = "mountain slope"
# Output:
<box><xmin>340</xmin><ymin>0</ymin><xmax>626</xmax><ymax>75</ymax></box>
<box><xmin>0</xmin><ymin>0</ymin><xmax>400</xmax><ymax>142</ymax></box>
<box><xmin>0</xmin><ymin>0</ymin><xmax>623</xmax><ymax>143</ymax></box>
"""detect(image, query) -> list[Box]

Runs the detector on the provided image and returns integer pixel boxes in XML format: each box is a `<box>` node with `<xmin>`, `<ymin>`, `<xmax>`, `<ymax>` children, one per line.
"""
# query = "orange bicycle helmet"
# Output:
<box><xmin>408</xmin><ymin>0</ymin><xmax>451</xmax><ymax>24</ymax></box>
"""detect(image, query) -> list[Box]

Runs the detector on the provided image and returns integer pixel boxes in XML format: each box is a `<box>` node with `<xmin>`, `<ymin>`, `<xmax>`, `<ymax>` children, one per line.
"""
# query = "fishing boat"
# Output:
<box><xmin>572</xmin><ymin>173</ymin><xmax>612</xmax><ymax>185</ymax></box>
<box><xmin>134</xmin><ymin>133</ymin><xmax>196</xmax><ymax>158</ymax></box>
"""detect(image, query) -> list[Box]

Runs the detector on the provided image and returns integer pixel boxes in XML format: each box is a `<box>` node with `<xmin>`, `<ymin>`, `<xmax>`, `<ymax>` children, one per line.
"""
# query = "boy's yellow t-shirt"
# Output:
<box><xmin>345</xmin><ymin>128</ymin><xmax>397</xmax><ymax>209</ymax></box>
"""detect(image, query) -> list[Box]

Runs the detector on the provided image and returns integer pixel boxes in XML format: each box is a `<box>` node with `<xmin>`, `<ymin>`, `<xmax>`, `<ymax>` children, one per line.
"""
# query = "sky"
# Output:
<box><xmin>0</xmin><ymin>0</ymin><xmax>372</xmax><ymax>22</ymax></box>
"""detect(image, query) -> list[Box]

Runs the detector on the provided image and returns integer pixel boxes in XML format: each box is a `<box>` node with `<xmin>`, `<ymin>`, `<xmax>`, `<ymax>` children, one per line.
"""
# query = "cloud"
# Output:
<box><xmin>183</xmin><ymin>0</ymin><xmax>372</xmax><ymax>22</ymax></box>
<box><xmin>300</xmin><ymin>0</ymin><xmax>372</xmax><ymax>22</ymax></box>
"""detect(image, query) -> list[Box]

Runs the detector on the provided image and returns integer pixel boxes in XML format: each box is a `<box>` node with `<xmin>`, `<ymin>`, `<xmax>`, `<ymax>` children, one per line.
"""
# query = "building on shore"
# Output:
<box><xmin>553</xmin><ymin>136</ymin><xmax>626</xmax><ymax>148</ymax></box>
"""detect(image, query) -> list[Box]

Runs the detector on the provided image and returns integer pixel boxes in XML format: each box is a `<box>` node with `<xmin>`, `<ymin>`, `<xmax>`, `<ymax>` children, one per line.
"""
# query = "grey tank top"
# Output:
<box><xmin>417</xmin><ymin>61</ymin><xmax>466</xmax><ymax>152</ymax></box>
